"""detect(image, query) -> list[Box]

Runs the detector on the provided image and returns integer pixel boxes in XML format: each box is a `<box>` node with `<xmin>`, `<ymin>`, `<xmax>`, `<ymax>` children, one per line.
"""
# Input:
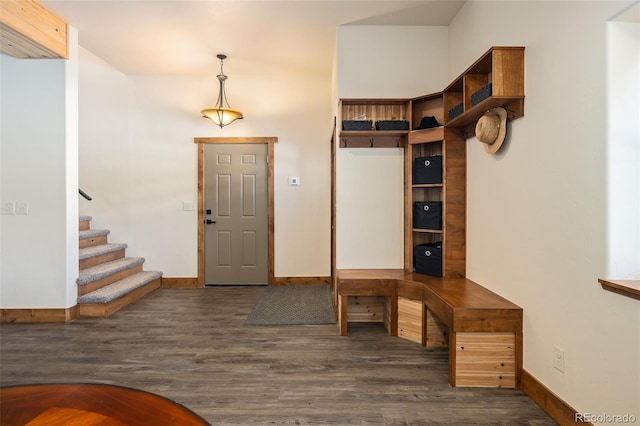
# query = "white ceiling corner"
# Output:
<box><xmin>42</xmin><ymin>0</ymin><xmax>466</xmax><ymax>75</ymax></box>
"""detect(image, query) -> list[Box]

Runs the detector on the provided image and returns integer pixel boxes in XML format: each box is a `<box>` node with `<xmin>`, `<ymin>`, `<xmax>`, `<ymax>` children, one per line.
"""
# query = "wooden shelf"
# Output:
<box><xmin>443</xmin><ymin>46</ymin><xmax>525</xmax><ymax>127</ymax></box>
<box><xmin>340</xmin><ymin>130</ymin><xmax>408</xmax><ymax>137</ymax></box>
<box><xmin>598</xmin><ymin>279</ymin><xmax>640</xmax><ymax>301</ymax></box>
<box><xmin>338</xmin><ymin>99</ymin><xmax>410</xmax><ymax>148</ymax></box>
<box><xmin>412</xmin><ymin>184</ymin><xmax>443</xmax><ymax>188</ymax></box>
<box><xmin>339</xmin><ymin>133</ymin><xmax>406</xmax><ymax>148</ymax></box>
<box><xmin>445</xmin><ymin>97</ymin><xmax>524</xmax><ymax>128</ymax></box>
<box><xmin>413</xmin><ymin>228</ymin><xmax>443</xmax><ymax>234</ymax></box>
<box><xmin>409</xmin><ymin>126</ymin><xmax>464</xmax><ymax>144</ymax></box>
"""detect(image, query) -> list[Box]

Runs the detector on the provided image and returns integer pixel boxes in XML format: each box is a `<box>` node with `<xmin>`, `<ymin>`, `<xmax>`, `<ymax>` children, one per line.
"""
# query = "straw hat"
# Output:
<box><xmin>475</xmin><ymin>107</ymin><xmax>507</xmax><ymax>154</ymax></box>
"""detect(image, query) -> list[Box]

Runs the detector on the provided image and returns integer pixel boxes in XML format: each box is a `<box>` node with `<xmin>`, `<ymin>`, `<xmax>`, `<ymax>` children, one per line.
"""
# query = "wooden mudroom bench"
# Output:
<box><xmin>337</xmin><ymin>269</ymin><xmax>523</xmax><ymax>389</ymax></box>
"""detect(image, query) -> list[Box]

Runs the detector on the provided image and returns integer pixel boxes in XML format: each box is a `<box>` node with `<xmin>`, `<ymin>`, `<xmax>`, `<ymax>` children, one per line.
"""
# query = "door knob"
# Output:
<box><xmin>205</xmin><ymin>219</ymin><xmax>216</xmax><ymax>224</ymax></box>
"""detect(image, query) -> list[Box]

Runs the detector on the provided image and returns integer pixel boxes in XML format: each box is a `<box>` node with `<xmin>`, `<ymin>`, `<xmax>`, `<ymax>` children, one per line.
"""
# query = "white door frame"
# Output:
<box><xmin>194</xmin><ymin>137</ymin><xmax>277</xmax><ymax>287</ymax></box>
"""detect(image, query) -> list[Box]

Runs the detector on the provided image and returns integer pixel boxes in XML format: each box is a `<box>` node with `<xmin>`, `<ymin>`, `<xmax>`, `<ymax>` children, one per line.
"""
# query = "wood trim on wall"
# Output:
<box><xmin>331</xmin><ymin>118</ymin><xmax>338</xmax><ymax>307</ymax></box>
<box><xmin>194</xmin><ymin>137</ymin><xmax>277</xmax><ymax>287</ymax></box>
<box><xmin>521</xmin><ymin>369</ymin><xmax>591</xmax><ymax>425</ymax></box>
<box><xmin>162</xmin><ymin>277</ymin><xmax>200</xmax><ymax>288</ymax></box>
<box><xmin>1</xmin><ymin>305</ymin><xmax>78</xmax><ymax>323</ymax></box>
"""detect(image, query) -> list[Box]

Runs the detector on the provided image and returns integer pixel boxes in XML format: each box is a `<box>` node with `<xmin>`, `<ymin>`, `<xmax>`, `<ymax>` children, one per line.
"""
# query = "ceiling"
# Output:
<box><xmin>41</xmin><ymin>0</ymin><xmax>465</xmax><ymax>76</ymax></box>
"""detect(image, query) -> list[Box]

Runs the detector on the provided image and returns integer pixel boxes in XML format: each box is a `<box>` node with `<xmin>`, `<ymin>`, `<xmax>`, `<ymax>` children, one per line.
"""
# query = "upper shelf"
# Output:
<box><xmin>443</xmin><ymin>46</ymin><xmax>525</xmax><ymax>127</ymax></box>
<box><xmin>338</xmin><ymin>46</ymin><xmax>525</xmax><ymax>146</ymax></box>
<box><xmin>409</xmin><ymin>127</ymin><xmax>465</xmax><ymax>144</ymax></box>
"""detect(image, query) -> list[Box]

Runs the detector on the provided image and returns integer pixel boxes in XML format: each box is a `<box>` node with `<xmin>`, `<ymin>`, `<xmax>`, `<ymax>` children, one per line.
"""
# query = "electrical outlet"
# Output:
<box><xmin>0</xmin><ymin>202</ymin><xmax>15</xmax><ymax>215</ymax></box>
<box><xmin>15</xmin><ymin>202</ymin><xmax>29</xmax><ymax>215</ymax></box>
<box><xmin>553</xmin><ymin>345</ymin><xmax>565</xmax><ymax>373</ymax></box>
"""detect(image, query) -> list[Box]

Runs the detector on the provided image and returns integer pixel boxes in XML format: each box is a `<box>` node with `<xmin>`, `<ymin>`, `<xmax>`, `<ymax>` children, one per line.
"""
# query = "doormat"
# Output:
<box><xmin>244</xmin><ymin>285</ymin><xmax>336</xmax><ymax>325</ymax></box>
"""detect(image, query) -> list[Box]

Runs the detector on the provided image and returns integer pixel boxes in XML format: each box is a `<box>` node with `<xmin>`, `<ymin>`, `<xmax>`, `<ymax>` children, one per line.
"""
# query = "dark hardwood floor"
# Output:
<box><xmin>0</xmin><ymin>287</ymin><xmax>556</xmax><ymax>425</ymax></box>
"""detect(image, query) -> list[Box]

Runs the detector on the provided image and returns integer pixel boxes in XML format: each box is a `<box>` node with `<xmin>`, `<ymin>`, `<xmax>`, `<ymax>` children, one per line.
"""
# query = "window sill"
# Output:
<box><xmin>598</xmin><ymin>279</ymin><xmax>640</xmax><ymax>301</ymax></box>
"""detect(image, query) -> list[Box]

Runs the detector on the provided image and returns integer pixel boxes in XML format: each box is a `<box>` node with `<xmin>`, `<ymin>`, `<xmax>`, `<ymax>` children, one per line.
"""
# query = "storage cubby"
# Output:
<box><xmin>443</xmin><ymin>46</ymin><xmax>525</xmax><ymax>127</ymax></box>
<box><xmin>341</xmin><ymin>98</ymin><xmax>408</xmax><ymax>123</ymax></box>
<box><xmin>411</xmin><ymin>93</ymin><xmax>444</xmax><ymax>130</ymax></box>
<box><xmin>443</xmin><ymin>77</ymin><xmax>464</xmax><ymax>123</ymax></box>
<box><xmin>397</xmin><ymin>297</ymin><xmax>423</xmax><ymax>344</ymax></box>
<box><xmin>405</xmin><ymin>133</ymin><xmax>466</xmax><ymax>278</ymax></box>
<box><xmin>339</xmin><ymin>99</ymin><xmax>410</xmax><ymax>148</ymax></box>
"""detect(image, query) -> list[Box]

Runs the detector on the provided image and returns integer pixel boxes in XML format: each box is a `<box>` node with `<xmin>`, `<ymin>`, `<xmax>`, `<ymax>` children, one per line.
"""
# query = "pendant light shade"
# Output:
<box><xmin>201</xmin><ymin>54</ymin><xmax>243</xmax><ymax>128</ymax></box>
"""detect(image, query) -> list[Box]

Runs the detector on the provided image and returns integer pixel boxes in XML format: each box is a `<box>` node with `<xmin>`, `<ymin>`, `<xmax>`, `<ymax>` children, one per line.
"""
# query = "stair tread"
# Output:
<box><xmin>77</xmin><ymin>271</ymin><xmax>162</xmax><ymax>304</ymax></box>
<box><xmin>79</xmin><ymin>229</ymin><xmax>110</xmax><ymax>240</ymax></box>
<box><xmin>79</xmin><ymin>243</ymin><xmax>127</xmax><ymax>260</ymax></box>
<box><xmin>77</xmin><ymin>257</ymin><xmax>145</xmax><ymax>285</ymax></box>
<box><xmin>79</xmin><ymin>216</ymin><xmax>92</xmax><ymax>222</ymax></box>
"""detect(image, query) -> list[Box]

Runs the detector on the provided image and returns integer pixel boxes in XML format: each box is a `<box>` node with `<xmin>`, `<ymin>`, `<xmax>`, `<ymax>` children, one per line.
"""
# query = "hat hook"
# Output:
<box><xmin>502</xmin><ymin>106</ymin><xmax>516</xmax><ymax>119</ymax></box>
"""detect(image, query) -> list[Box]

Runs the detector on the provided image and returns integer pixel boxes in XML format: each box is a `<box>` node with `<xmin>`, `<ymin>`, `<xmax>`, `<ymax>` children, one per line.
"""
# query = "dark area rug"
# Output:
<box><xmin>245</xmin><ymin>285</ymin><xmax>336</xmax><ymax>325</ymax></box>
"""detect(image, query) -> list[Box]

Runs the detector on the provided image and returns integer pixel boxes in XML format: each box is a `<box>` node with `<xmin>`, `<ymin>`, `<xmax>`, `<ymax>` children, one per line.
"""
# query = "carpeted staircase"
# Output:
<box><xmin>77</xmin><ymin>216</ymin><xmax>162</xmax><ymax>317</ymax></box>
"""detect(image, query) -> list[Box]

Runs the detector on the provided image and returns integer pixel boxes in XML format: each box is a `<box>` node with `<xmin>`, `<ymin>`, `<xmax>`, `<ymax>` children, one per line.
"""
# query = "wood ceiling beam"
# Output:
<box><xmin>0</xmin><ymin>0</ymin><xmax>68</xmax><ymax>59</ymax></box>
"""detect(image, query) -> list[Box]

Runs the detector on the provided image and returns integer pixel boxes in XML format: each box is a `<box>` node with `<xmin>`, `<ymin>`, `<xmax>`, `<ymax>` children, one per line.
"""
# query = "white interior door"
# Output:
<box><xmin>204</xmin><ymin>144</ymin><xmax>268</xmax><ymax>285</ymax></box>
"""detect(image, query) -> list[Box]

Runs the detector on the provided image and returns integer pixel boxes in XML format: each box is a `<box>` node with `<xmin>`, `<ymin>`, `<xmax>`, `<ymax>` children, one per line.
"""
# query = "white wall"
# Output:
<box><xmin>78</xmin><ymin>54</ymin><xmax>332</xmax><ymax>278</ymax></box>
<box><xmin>606</xmin><ymin>21</ymin><xmax>640</xmax><ymax>278</ymax></box>
<box><xmin>335</xmin><ymin>26</ymin><xmax>448</xmax><ymax>269</ymax></box>
<box><xmin>0</xmin><ymin>28</ymin><xmax>79</xmax><ymax>308</ymax></box>
<box><xmin>449</xmin><ymin>1</ymin><xmax>639</xmax><ymax>421</ymax></box>
<box><xmin>77</xmin><ymin>48</ymin><xmax>130</xmax><ymax>243</ymax></box>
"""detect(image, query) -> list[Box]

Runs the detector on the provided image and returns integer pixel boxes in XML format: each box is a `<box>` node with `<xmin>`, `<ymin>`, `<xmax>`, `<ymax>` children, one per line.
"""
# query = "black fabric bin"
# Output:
<box><xmin>413</xmin><ymin>155</ymin><xmax>442</xmax><ymax>184</ymax></box>
<box><xmin>342</xmin><ymin>120</ymin><xmax>372</xmax><ymax>131</ymax></box>
<box><xmin>413</xmin><ymin>201</ymin><xmax>442</xmax><ymax>230</ymax></box>
<box><xmin>448</xmin><ymin>103</ymin><xmax>463</xmax><ymax>120</ymax></box>
<box><xmin>470</xmin><ymin>82</ymin><xmax>492</xmax><ymax>106</ymax></box>
<box><xmin>375</xmin><ymin>120</ymin><xmax>409</xmax><ymax>131</ymax></box>
<box><xmin>414</xmin><ymin>242</ymin><xmax>443</xmax><ymax>277</ymax></box>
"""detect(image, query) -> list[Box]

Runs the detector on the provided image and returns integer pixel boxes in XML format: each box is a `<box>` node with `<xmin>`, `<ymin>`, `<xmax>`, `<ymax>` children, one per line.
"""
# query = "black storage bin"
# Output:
<box><xmin>413</xmin><ymin>155</ymin><xmax>442</xmax><ymax>184</ymax></box>
<box><xmin>342</xmin><ymin>120</ymin><xmax>373</xmax><ymax>131</ymax></box>
<box><xmin>413</xmin><ymin>201</ymin><xmax>442</xmax><ymax>230</ymax></box>
<box><xmin>448</xmin><ymin>103</ymin><xmax>463</xmax><ymax>120</ymax></box>
<box><xmin>414</xmin><ymin>242</ymin><xmax>443</xmax><ymax>277</ymax></box>
<box><xmin>470</xmin><ymin>82</ymin><xmax>492</xmax><ymax>106</ymax></box>
<box><xmin>375</xmin><ymin>120</ymin><xmax>409</xmax><ymax>131</ymax></box>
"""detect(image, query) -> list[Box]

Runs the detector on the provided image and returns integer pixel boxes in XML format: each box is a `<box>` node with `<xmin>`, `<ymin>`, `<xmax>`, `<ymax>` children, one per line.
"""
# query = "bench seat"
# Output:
<box><xmin>337</xmin><ymin>269</ymin><xmax>522</xmax><ymax>388</ymax></box>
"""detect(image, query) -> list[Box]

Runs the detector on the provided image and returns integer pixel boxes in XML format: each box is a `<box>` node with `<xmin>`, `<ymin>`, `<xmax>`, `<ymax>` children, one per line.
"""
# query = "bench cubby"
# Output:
<box><xmin>337</xmin><ymin>269</ymin><xmax>522</xmax><ymax>389</ymax></box>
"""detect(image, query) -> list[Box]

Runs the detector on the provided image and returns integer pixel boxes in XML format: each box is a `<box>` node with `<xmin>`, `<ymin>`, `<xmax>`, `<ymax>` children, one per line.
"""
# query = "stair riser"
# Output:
<box><xmin>79</xmin><ymin>235</ymin><xmax>108</xmax><ymax>249</ymax></box>
<box><xmin>79</xmin><ymin>220</ymin><xmax>90</xmax><ymax>231</ymax></box>
<box><xmin>79</xmin><ymin>249</ymin><xmax>126</xmax><ymax>271</ymax></box>
<box><xmin>77</xmin><ymin>264</ymin><xmax>144</xmax><ymax>297</ymax></box>
<box><xmin>78</xmin><ymin>278</ymin><xmax>161</xmax><ymax>317</ymax></box>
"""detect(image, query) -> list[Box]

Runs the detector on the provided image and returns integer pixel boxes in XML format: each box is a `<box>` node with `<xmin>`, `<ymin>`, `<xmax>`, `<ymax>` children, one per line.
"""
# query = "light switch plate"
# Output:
<box><xmin>183</xmin><ymin>201</ymin><xmax>196</xmax><ymax>211</ymax></box>
<box><xmin>15</xmin><ymin>202</ymin><xmax>29</xmax><ymax>215</ymax></box>
<box><xmin>288</xmin><ymin>177</ymin><xmax>300</xmax><ymax>186</ymax></box>
<box><xmin>1</xmin><ymin>202</ymin><xmax>15</xmax><ymax>215</ymax></box>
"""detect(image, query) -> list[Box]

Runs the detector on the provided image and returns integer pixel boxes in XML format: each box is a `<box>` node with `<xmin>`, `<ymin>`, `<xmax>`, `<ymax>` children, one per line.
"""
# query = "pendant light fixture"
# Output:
<box><xmin>201</xmin><ymin>54</ymin><xmax>243</xmax><ymax>128</ymax></box>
